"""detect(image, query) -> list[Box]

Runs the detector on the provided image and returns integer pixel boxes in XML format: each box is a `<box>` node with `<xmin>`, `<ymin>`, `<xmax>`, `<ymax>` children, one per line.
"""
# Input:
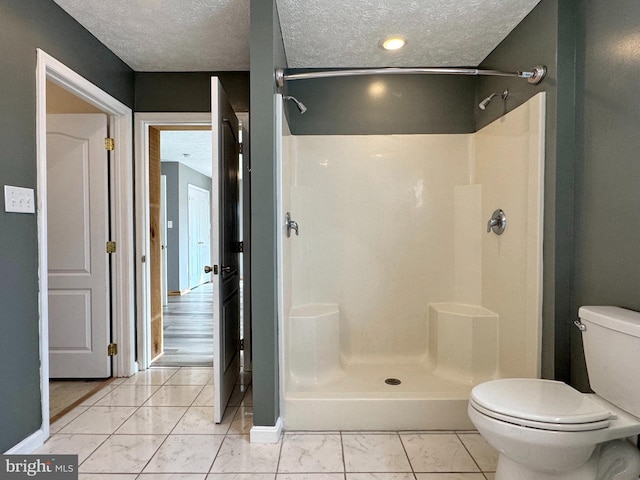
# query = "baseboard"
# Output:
<box><xmin>250</xmin><ymin>417</ymin><xmax>283</xmax><ymax>443</ymax></box>
<box><xmin>5</xmin><ymin>430</ymin><xmax>45</xmax><ymax>454</ymax></box>
<box><xmin>168</xmin><ymin>289</ymin><xmax>191</xmax><ymax>296</ymax></box>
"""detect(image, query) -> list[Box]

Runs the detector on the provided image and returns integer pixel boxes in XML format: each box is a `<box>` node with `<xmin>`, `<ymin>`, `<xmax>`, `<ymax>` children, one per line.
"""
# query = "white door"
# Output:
<box><xmin>161</xmin><ymin>175</ymin><xmax>169</xmax><ymax>306</ymax></box>
<box><xmin>188</xmin><ymin>184</ymin><xmax>211</xmax><ymax>288</ymax></box>
<box><xmin>211</xmin><ymin>78</ymin><xmax>241</xmax><ymax>423</ymax></box>
<box><xmin>47</xmin><ymin>114</ymin><xmax>111</xmax><ymax>378</ymax></box>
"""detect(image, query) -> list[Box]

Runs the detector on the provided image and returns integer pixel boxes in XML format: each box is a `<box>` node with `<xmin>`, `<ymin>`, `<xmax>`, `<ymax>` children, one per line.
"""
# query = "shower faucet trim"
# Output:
<box><xmin>286</xmin><ymin>212</ymin><xmax>299</xmax><ymax>237</ymax></box>
<box><xmin>487</xmin><ymin>209</ymin><xmax>506</xmax><ymax>235</ymax></box>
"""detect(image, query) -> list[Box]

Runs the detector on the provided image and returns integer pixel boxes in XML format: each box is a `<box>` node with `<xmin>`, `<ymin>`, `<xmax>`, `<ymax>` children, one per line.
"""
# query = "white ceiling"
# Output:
<box><xmin>161</xmin><ymin>130</ymin><xmax>213</xmax><ymax>178</ymax></box>
<box><xmin>53</xmin><ymin>0</ymin><xmax>541</xmax><ymax>72</ymax></box>
<box><xmin>53</xmin><ymin>0</ymin><xmax>250</xmax><ymax>71</ymax></box>
<box><xmin>277</xmin><ymin>0</ymin><xmax>542</xmax><ymax>68</ymax></box>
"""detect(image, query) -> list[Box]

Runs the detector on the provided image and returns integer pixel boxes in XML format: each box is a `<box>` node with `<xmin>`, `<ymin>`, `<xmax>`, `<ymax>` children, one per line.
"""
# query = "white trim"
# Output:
<box><xmin>36</xmin><ymin>50</ymin><xmax>135</xmax><ymax>446</ymax></box>
<box><xmin>134</xmin><ymin>112</ymin><xmax>211</xmax><ymax>371</ymax></box>
<box><xmin>4</xmin><ymin>430</ymin><xmax>45</xmax><ymax>455</ymax></box>
<box><xmin>274</xmin><ymin>94</ymin><xmax>287</xmax><ymax>429</ymax></box>
<box><xmin>250</xmin><ymin>417</ymin><xmax>284</xmax><ymax>443</ymax></box>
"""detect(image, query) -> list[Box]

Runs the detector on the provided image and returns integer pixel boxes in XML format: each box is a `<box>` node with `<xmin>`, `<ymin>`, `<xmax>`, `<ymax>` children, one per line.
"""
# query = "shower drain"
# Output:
<box><xmin>385</xmin><ymin>378</ymin><xmax>402</xmax><ymax>386</ymax></box>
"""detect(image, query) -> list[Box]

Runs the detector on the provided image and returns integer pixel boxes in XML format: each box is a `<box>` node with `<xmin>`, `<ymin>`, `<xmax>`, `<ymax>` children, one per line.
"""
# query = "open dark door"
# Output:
<box><xmin>210</xmin><ymin>78</ymin><xmax>241</xmax><ymax>422</ymax></box>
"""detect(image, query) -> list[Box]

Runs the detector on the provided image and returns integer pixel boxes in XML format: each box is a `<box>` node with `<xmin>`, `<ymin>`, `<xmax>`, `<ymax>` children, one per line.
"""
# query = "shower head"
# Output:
<box><xmin>478</xmin><ymin>89</ymin><xmax>509</xmax><ymax>111</ymax></box>
<box><xmin>284</xmin><ymin>95</ymin><xmax>307</xmax><ymax>114</ymax></box>
<box><xmin>478</xmin><ymin>93</ymin><xmax>497</xmax><ymax>111</ymax></box>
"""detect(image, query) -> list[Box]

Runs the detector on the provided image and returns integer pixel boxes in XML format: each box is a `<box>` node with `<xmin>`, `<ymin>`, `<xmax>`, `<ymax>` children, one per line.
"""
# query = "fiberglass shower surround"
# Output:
<box><xmin>277</xmin><ymin>89</ymin><xmax>545</xmax><ymax>431</ymax></box>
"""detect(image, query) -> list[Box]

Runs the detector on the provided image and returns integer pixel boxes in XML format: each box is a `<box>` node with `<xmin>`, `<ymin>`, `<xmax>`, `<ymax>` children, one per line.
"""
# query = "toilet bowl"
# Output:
<box><xmin>468</xmin><ymin>307</ymin><xmax>640</xmax><ymax>480</ymax></box>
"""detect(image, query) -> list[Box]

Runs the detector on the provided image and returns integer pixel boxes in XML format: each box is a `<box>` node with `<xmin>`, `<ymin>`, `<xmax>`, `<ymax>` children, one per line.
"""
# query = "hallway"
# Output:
<box><xmin>153</xmin><ymin>283</ymin><xmax>214</xmax><ymax>367</ymax></box>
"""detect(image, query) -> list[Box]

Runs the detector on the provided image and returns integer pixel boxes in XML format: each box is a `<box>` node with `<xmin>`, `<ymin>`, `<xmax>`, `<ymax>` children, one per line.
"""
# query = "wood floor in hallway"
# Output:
<box><xmin>152</xmin><ymin>283</ymin><xmax>213</xmax><ymax>367</ymax></box>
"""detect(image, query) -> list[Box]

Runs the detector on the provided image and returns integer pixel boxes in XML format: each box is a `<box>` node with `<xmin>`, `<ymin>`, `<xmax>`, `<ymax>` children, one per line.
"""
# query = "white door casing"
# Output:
<box><xmin>188</xmin><ymin>184</ymin><xmax>211</xmax><ymax>289</ymax></box>
<box><xmin>134</xmin><ymin>113</ymin><xmax>210</xmax><ymax>372</ymax></box>
<box><xmin>161</xmin><ymin>175</ymin><xmax>168</xmax><ymax>306</ymax></box>
<box><xmin>47</xmin><ymin>114</ymin><xmax>111</xmax><ymax>378</ymax></box>
<box><xmin>33</xmin><ymin>49</ymin><xmax>135</xmax><ymax>451</ymax></box>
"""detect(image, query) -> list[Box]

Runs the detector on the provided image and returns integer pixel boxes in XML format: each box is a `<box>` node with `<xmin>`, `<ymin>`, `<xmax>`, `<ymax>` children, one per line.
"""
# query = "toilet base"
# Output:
<box><xmin>495</xmin><ymin>440</ymin><xmax>640</xmax><ymax>480</ymax></box>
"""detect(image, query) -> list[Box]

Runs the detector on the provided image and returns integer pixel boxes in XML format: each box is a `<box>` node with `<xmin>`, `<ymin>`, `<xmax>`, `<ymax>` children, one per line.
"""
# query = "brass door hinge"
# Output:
<box><xmin>237</xmin><ymin>241</ymin><xmax>244</xmax><ymax>253</ymax></box>
<box><xmin>239</xmin><ymin>142</ymin><xmax>243</xmax><ymax>155</ymax></box>
<box><xmin>106</xmin><ymin>241</ymin><xmax>116</xmax><ymax>254</ymax></box>
<box><xmin>105</xmin><ymin>138</ymin><xmax>115</xmax><ymax>151</ymax></box>
<box><xmin>240</xmin><ymin>339</ymin><xmax>245</xmax><ymax>351</ymax></box>
<box><xmin>107</xmin><ymin>343</ymin><xmax>118</xmax><ymax>356</ymax></box>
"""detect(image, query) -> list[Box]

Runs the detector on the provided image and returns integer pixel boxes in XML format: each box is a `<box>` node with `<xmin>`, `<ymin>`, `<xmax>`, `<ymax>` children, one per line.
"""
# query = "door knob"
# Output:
<box><xmin>221</xmin><ymin>265</ymin><xmax>232</xmax><ymax>274</ymax></box>
<box><xmin>204</xmin><ymin>265</ymin><xmax>216</xmax><ymax>274</ymax></box>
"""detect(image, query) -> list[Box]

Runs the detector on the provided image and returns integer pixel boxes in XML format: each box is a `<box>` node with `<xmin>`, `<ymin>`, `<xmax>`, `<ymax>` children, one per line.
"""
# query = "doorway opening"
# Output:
<box><xmin>46</xmin><ymin>80</ymin><xmax>114</xmax><ymax>420</ymax></box>
<box><xmin>36</xmin><ymin>50</ymin><xmax>135</xmax><ymax>447</ymax></box>
<box><xmin>135</xmin><ymin>93</ymin><xmax>249</xmax><ymax>423</ymax></box>
<box><xmin>151</xmin><ymin>127</ymin><xmax>216</xmax><ymax>367</ymax></box>
<box><xmin>135</xmin><ymin>112</ymin><xmax>251</xmax><ymax>367</ymax></box>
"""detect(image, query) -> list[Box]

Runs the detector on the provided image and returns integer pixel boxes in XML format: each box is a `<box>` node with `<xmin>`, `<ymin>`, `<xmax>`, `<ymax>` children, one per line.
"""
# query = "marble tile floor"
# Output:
<box><xmin>37</xmin><ymin>367</ymin><xmax>498</xmax><ymax>480</ymax></box>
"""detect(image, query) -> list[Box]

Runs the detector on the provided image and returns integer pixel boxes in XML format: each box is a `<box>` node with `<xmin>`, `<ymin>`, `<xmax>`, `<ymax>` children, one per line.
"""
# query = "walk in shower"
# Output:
<box><xmin>277</xmin><ymin>87</ymin><xmax>545</xmax><ymax>431</ymax></box>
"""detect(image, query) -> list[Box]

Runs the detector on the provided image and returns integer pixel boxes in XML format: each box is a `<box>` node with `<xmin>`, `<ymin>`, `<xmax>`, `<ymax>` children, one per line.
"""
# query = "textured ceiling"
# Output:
<box><xmin>161</xmin><ymin>130</ymin><xmax>213</xmax><ymax>178</ymax></box>
<box><xmin>276</xmin><ymin>0</ymin><xmax>542</xmax><ymax>68</ymax></box>
<box><xmin>53</xmin><ymin>0</ymin><xmax>249</xmax><ymax>71</ymax></box>
<box><xmin>53</xmin><ymin>0</ymin><xmax>541</xmax><ymax>72</ymax></box>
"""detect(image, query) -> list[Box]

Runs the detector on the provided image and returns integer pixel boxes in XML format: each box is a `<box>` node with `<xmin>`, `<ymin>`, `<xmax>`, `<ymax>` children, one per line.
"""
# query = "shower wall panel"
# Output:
<box><xmin>289</xmin><ymin>134</ymin><xmax>471</xmax><ymax>363</ymax></box>
<box><xmin>475</xmin><ymin>93</ymin><xmax>545</xmax><ymax>378</ymax></box>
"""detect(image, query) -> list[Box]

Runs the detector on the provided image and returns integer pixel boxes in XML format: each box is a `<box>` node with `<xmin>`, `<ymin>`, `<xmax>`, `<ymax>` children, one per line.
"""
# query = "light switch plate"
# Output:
<box><xmin>4</xmin><ymin>185</ymin><xmax>35</xmax><ymax>213</ymax></box>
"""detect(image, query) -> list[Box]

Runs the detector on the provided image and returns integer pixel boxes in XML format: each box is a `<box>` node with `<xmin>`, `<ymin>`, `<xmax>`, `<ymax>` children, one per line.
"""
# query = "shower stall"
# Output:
<box><xmin>277</xmin><ymin>90</ymin><xmax>545</xmax><ymax>431</ymax></box>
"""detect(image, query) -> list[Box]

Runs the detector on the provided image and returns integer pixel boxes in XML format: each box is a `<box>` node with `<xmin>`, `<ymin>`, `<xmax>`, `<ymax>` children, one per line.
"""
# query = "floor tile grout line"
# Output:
<box><xmin>79</xmin><ymin>366</ymin><xmax>200</xmax><ymax>475</ymax></box>
<box><xmin>397</xmin><ymin>431</ymin><xmax>418</xmax><ymax>480</ymax></box>
<box><xmin>455</xmin><ymin>431</ymin><xmax>485</xmax><ymax>474</ymax></box>
<box><xmin>274</xmin><ymin>425</ymin><xmax>285</xmax><ymax>476</ymax></box>
<box><xmin>126</xmin><ymin>371</ymin><xmax>179</xmax><ymax>476</ymax></box>
<box><xmin>340</xmin><ymin>431</ymin><xmax>347</xmax><ymax>480</ymax></box>
<box><xmin>79</xmin><ymin>370</ymin><xmax>178</xmax><ymax>474</ymax></box>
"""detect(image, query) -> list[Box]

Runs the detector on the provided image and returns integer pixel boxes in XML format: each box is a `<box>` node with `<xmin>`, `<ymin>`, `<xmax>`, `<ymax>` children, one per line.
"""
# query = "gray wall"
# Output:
<box><xmin>0</xmin><ymin>0</ymin><xmax>133</xmax><ymax>452</ymax></box>
<box><xmin>161</xmin><ymin>163</ymin><xmax>180</xmax><ymax>292</ymax></box>
<box><xmin>570</xmin><ymin>0</ymin><xmax>640</xmax><ymax>390</ymax></box>
<box><xmin>249</xmin><ymin>0</ymin><xmax>287</xmax><ymax>427</ymax></box>
<box><xmin>284</xmin><ymin>73</ymin><xmax>475</xmax><ymax>134</ymax></box>
<box><xmin>135</xmin><ymin>72</ymin><xmax>249</xmax><ymax>113</ymax></box>
<box><xmin>477</xmin><ymin>0</ymin><xmax>576</xmax><ymax>383</ymax></box>
<box><xmin>161</xmin><ymin>162</ymin><xmax>213</xmax><ymax>293</ymax></box>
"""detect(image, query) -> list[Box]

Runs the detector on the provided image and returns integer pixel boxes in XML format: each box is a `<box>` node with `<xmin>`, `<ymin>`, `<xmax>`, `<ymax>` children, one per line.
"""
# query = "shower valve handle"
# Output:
<box><xmin>487</xmin><ymin>209</ymin><xmax>506</xmax><ymax>235</ymax></box>
<box><xmin>285</xmin><ymin>212</ymin><xmax>299</xmax><ymax>238</ymax></box>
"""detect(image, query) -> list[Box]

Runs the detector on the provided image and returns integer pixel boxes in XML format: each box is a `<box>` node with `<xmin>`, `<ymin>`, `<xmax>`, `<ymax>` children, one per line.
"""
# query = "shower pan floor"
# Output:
<box><xmin>284</xmin><ymin>363</ymin><xmax>478</xmax><ymax>431</ymax></box>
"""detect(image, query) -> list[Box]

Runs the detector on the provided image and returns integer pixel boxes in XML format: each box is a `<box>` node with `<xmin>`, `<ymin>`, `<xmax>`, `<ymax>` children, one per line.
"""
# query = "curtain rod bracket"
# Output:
<box><xmin>275</xmin><ymin>65</ymin><xmax>546</xmax><ymax>88</ymax></box>
<box><xmin>525</xmin><ymin>65</ymin><xmax>547</xmax><ymax>84</ymax></box>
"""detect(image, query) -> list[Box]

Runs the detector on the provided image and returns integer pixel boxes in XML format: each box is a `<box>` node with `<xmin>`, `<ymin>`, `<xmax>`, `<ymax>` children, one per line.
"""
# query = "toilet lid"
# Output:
<box><xmin>471</xmin><ymin>379</ymin><xmax>612</xmax><ymax>426</ymax></box>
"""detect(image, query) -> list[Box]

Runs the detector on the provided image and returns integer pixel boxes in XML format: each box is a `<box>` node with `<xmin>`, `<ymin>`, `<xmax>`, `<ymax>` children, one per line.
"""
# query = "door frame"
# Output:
<box><xmin>35</xmin><ymin>50</ymin><xmax>135</xmax><ymax>443</ymax></box>
<box><xmin>134</xmin><ymin>113</ymin><xmax>211</xmax><ymax>371</ymax></box>
<box><xmin>135</xmin><ymin>112</ymin><xmax>249</xmax><ymax>371</ymax></box>
<box><xmin>187</xmin><ymin>183</ymin><xmax>212</xmax><ymax>289</ymax></box>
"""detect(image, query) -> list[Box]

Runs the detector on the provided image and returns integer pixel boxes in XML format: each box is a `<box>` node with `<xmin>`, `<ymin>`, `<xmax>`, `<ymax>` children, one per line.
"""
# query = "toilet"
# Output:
<box><xmin>468</xmin><ymin>306</ymin><xmax>640</xmax><ymax>480</ymax></box>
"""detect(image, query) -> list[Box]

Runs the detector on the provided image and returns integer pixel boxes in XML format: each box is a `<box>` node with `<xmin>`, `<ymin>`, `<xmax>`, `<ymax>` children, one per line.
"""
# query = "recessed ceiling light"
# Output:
<box><xmin>381</xmin><ymin>36</ymin><xmax>406</xmax><ymax>51</ymax></box>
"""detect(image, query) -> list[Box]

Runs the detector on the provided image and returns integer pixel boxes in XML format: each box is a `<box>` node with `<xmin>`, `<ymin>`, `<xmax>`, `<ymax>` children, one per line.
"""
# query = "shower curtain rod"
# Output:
<box><xmin>275</xmin><ymin>65</ymin><xmax>546</xmax><ymax>87</ymax></box>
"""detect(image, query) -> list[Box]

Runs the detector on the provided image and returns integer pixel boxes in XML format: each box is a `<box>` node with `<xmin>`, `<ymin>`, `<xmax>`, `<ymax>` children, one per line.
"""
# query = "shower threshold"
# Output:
<box><xmin>284</xmin><ymin>363</ymin><xmax>479</xmax><ymax>431</ymax></box>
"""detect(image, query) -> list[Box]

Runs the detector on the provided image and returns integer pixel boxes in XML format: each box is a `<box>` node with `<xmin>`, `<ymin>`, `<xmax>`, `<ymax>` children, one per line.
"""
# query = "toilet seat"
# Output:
<box><xmin>470</xmin><ymin>378</ymin><xmax>613</xmax><ymax>432</ymax></box>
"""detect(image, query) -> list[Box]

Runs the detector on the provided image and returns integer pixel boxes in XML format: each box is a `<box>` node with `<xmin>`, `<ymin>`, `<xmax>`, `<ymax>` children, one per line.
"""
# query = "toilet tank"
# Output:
<box><xmin>579</xmin><ymin>306</ymin><xmax>640</xmax><ymax>418</ymax></box>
